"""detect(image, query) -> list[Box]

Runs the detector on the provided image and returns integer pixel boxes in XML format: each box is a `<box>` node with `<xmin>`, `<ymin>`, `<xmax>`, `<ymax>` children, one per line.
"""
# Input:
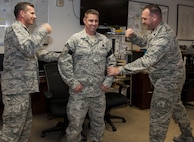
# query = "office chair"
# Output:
<box><xmin>41</xmin><ymin>62</ymin><xmax>70</xmax><ymax>141</ymax></box>
<box><xmin>105</xmin><ymin>81</ymin><xmax>129</xmax><ymax>131</ymax></box>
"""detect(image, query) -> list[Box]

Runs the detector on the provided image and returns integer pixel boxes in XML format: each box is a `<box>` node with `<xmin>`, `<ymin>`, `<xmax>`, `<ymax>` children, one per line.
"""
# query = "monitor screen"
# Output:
<box><xmin>80</xmin><ymin>0</ymin><xmax>129</xmax><ymax>27</ymax></box>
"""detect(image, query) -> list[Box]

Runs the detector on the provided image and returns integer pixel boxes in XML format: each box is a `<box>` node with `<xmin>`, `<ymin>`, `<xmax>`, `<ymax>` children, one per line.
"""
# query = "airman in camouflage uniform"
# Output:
<box><xmin>0</xmin><ymin>2</ymin><xmax>60</xmax><ymax>142</ymax></box>
<box><xmin>58</xmin><ymin>9</ymin><xmax>116</xmax><ymax>142</ymax></box>
<box><xmin>108</xmin><ymin>4</ymin><xmax>194</xmax><ymax>142</ymax></box>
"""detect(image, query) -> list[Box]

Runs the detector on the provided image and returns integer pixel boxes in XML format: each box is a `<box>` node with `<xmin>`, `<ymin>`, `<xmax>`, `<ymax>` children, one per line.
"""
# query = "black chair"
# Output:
<box><xmin>41</xmin><ymin>62</ymin><xmax>69</xmax><ymax>141</ymax></box>
<box><xmin>105</xmin><ymin>81</ymin><xmax>129</xmax><ymax>131</ymax></box>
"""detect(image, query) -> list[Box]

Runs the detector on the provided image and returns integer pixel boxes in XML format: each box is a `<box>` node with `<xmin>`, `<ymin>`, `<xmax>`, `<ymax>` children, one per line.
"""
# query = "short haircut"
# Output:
<box><xmin>14</xmin><ymin>2</ymin><xmax>34</xmax><ymax>18</ymax></box>
<box><xmin>84</xmin><ymin>9</ymin><xmax>99</xmax><ymax>18</ymax></box>
<box><xmin>143</xmin><ymin>4</ymin><xmax>162</xmax><ymax>19</ymax></box>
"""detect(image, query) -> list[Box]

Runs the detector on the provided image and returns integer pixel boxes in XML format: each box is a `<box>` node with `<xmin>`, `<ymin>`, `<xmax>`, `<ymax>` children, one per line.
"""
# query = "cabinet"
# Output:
<box><xmin>181</xmin><ymin>53</ymin><xmax>194</xmax><ymax>105</ymax></box>
<box><xmin>132</xmin><ymin>73</ymin><xmax>153</xmax><ymax>109</ymax></box>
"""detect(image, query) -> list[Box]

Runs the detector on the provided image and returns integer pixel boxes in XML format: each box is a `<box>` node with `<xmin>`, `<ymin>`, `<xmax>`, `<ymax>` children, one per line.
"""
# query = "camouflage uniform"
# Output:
<box><xmin>122</xmin><ymin>23</ymin><xmax>193</xmax><ymax>142</ymax></box>
<box><xmin>0</xmin><ymin>21</ymin><xmax>60</xmax><ymax>142</ymax></box>
<box><xmin>58</xmin><ymin>29</ymin><xmax>116</xmax><ymax>142</ymax></box>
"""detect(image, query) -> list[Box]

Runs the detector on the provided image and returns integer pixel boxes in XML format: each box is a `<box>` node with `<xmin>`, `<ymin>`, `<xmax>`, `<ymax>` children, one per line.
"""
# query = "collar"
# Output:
<box><xmin>15</xmin><ymin>20</ymin><xmax>30</xmax><ymax>33</ymax></box>
<box><xmin>80</xmin><ymin>29</ymin><xmax>103</xmax><ymax>41</ymax></box>
<box><xmin>151</xmin><ymin>22</ymin><xmax>164</xmax><ymax>36</ymax></box>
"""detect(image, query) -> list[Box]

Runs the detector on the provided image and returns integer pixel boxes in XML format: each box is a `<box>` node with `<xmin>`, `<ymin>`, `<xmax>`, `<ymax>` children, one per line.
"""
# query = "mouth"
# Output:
<box><xmin>142</xmin><ymin>23</ymin><xmax>146</xmax><ymax>26</ymax></box>
<box><xmin>142</xmin><ymin>24</ymin><xmax>148</xmax><ymax>27</ymax></box>
<box><xmin>91</xmin><ymin>26</ymin><xmax>96</xmax><ymax>30</ymax></box>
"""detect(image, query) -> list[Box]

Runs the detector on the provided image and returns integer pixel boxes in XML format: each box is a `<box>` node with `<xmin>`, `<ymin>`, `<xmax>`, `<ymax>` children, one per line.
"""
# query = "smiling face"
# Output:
<box><xmin>141</xmin><ymin>8</ymin><xmax>154</xmax><ymax>30</ymax></box>
<box><xmin>14</xmin><ymin>2</ymin><xmax>36</xmax><ymax>28</ymax></box>
<box><xmin>20</xmin><ymin>5</ymin><xmax>36</xmax><ymax>27</ymax></box>
<box><xmin>83</xmin><ymin>13</ymin><xmax>99</xmax><ymax>36</ymax></box>
<box><xmin>141</xmin><ymin>7</ymin><xmax>162</xmax><ymax>31</ymax></box>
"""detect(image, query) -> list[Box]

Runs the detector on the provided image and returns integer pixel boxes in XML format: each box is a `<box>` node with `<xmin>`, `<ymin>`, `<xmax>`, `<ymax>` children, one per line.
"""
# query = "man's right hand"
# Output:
<box><xmin>41</xmin><ymin>23</ymin><xmax>52</xmax><ymax>34</ymax></box>
<box><xmin>125</xmin><ymin>28</ymin><xmax>134</xmax><ymax>38</ymax></box>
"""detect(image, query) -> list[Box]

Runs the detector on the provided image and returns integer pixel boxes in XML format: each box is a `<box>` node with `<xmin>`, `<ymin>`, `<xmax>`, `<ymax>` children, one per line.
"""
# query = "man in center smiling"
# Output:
<box><xmin>58</xmin><ymin>9</ymin><xmax>116</xmax><ymax>142</ymax></box>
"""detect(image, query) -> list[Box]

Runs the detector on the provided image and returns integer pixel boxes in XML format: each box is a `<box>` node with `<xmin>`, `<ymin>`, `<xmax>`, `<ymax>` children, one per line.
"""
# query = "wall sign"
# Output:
<box><xmin>176</xmin><ymin>4</ymin><xmax>194</xmax><ymax>41</ymax></box>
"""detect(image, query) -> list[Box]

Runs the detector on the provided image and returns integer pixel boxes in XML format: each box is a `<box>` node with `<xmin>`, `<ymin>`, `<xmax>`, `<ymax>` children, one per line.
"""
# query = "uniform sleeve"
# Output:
<box><xmin>120</xmin><ymin>33</ymin><xmax>171</xmax><ymax>75</ymax></box>
<box><xmin>102</xmin><ymin>44</ymin><xmax>117</xmax><ymax>87</ymax></box>
<box><xmin>13</xmin><ymin>25</ymin><xmax>48</xmax><ymax>57</ymax></box>
<box><xmin>58</xmin><ymin>40</ymin><xmax>80</xmax><ymax>90</ymax></box>
<box><xmin>126</xmin><ymin>33</ymin><xmax>148</xmax><ymax>47</ymax></box>
<box><xmin>36</xmin><ymin>49</ymin><xmax>60</xmax><ymax>62</ymax></box>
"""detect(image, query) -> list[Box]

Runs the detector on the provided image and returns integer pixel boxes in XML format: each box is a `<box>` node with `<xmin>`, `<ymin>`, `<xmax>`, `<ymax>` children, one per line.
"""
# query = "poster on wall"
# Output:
<box><xmin>127</xmin><ymin>1</ymin><xmax>169</xmax><ymax>35</ymax></box>
<box><xmin>176</xmin><ymin>4</ymin><xmax>194</xmax><ymax>41</ymax></box>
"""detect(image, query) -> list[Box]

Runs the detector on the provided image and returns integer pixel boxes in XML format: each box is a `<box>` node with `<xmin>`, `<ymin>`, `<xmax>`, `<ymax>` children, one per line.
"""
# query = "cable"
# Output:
<box><xmin>72</xmin><ymin>0</ymin><xmax>79</xmax><ymax>19</ymax></box>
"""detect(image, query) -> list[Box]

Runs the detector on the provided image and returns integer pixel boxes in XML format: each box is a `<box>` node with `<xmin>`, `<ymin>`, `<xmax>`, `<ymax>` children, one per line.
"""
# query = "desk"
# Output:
<box><xmin>132</xmin><ymin>73</ymin><xmax>153</xmax><ymax>109</ymax></box>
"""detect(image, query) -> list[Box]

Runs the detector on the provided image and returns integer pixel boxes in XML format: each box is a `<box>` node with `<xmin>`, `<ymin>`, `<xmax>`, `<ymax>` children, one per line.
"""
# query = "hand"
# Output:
<box><xmin>107</xmin><ymin>66</ymin><xmax>120</xmax><ymax>76</ymax></box>
<box><xmin>73</xmin><ymin>84</ymin><xmax>83</xmax><ymax>93</ymax></box>
<box><xmin>101</xmin><ymin>85</ymin><xmax>109</xmax><ymax>92</ymax></box>
<box><xmin>125</xmin><ymin>28</ymin><xmax>134</xmax><ymax>38</ymax></box>
<box><xmin>41</xmin><ymin>23</ymin><xmax>52</xmax><ymax>34</ymax></box>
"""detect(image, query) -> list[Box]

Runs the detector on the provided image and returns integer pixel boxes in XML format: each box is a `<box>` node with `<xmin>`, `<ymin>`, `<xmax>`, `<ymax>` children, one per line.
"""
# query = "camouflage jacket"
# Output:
<box><xmin>122</xmin><ymin>22</ymin><xmax>185</xmax><ymax>90</ymax></box>
<box><xmin>58</xmin><ymin>29</ymin><xmax>116</xmax><ymax>96</ymax></box>
<box><xmin>1</xmin><ymin>21</ymin><xmax>60</xmax><ymax>94</ymax></box>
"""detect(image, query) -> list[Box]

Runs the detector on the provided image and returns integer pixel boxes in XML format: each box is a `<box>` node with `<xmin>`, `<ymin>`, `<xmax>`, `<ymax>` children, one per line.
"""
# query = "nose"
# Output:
<box><xmin>141</xmin><ymin>19</ymin><xmax>145</xmax><ymax>24</ymax></box>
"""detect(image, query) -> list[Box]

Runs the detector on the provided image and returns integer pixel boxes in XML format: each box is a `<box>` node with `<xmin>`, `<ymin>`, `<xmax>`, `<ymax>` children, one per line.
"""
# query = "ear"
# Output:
<box><xmin>152</xmin><ymin>14</ymin><xmax>157</xmax><ymax>21</ymax></box>
<box><xmin>20</xmin><ymin>10</ymin><xmax>25</xmax><ymax>18</ymax></box>
<box><xmin>83</xmin><ymin>17</ymin><xmax>86</xmax><ymax>24</ymax></box>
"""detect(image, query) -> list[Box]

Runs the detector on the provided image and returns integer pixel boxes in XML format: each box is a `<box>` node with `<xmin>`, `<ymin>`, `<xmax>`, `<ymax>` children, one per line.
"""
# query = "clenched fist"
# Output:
<box><xmin>125</xmin><ymin>28</ymin><xmax>134</xmax><ymax>38</ymax></box>
<box><xmin>41</xmin><ymin>23</ymin><xmax>52</xmax><ymax>34</ymax></box>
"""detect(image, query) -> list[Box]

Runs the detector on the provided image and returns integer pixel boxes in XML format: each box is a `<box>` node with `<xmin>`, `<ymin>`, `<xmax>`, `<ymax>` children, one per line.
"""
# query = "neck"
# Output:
<box><xmin>85</xmin><ymin>29</ymin><xmax>96</xmax><ymax>36</ymax></box>
<box><xmin>17</xmin><ymin>19</ymin><xmax>29</xmax><ymax>28</ymax></box>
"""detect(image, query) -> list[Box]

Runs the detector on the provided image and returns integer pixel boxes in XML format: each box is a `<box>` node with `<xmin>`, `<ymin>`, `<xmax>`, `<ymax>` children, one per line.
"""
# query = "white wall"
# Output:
<box><xmin>47</xmin><ymin>0</ymin><xmax>82</xmax><ymax>51</ymax></box>
<box><xmin>48</xmin><ymin>0</ymin><xmax>194</xmax><ymax>51</ymax></box>
<box><xmin>1</xmin><ymin>0</ymin><xmax>194</xmax><ymax>53</ymax></box>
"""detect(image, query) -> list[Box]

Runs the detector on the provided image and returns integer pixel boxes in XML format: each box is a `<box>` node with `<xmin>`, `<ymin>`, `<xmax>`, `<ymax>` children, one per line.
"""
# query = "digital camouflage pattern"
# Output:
<box><xmin>58</xmin><ymin>29</ymin><xmax>116</xmax><ymax>142</ymax></box>
<box><xmin>122</xmin><ymin>22</ymin><xmax>193</xmax><ymax>142</ymax></box>
<box><xmin>2</xmin><ymin>21</ymin><xmax>59</xmax><ymax>95</ymax></box>
<box><xmin>1</xmin><ymin>93</ymin><xmax>32</xmax><ymax>142</ymax></box>
<box><xmin>0</xmin><ymin>21</ymin><xmax>60</xmax><ymax>142</ymax></box>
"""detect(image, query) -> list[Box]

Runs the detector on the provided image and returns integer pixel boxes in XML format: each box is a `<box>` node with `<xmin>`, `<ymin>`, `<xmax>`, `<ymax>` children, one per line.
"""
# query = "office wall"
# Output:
<box><xmin>47</xmin><ymin>0</ymin><xmax>82</xmax><ymax>52</ymax></box>
<box><xmin>0</xmin><ymin>0</ymin><xmax>194</xmax><ymax>53</ymax></box>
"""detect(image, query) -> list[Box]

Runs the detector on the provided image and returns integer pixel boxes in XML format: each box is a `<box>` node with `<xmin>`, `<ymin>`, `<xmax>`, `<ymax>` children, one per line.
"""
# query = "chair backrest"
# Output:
<box><xmin>43</xmin><ymin>62</ymin><xmax>70</xmax><ymax>117</ymax></box>
<box><xmin>44</xmin><ymin>62</ymin><xmax>69</xmax><ymax>99</ymax></box>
